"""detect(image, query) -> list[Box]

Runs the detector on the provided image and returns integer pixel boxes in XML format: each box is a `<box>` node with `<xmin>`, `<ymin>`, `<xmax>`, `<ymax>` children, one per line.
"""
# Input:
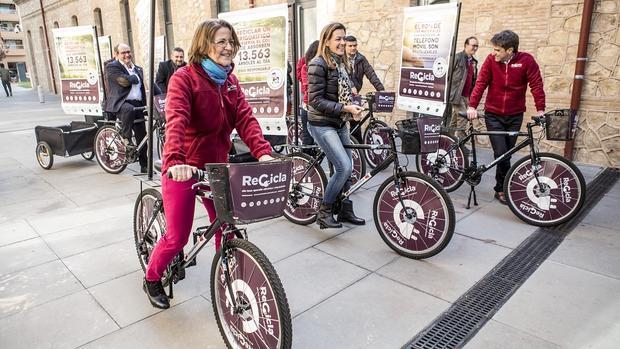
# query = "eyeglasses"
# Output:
<box><xmin>119</xmin><ymin>50</ymin><xmax>131</xmax><ymax>55</ymax></box>
<box><xmin>470</xmin><ymin>44</ymin><xmax>479</xmax><ymax>48</ymax></box>
<box><xmin>214</xmin><ymin>39</ymin><xmax>236</xmax><ymax>48</ymax></box>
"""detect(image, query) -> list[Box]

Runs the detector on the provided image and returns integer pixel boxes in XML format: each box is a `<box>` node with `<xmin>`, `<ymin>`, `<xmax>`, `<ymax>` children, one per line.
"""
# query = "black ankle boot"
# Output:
<box><xmin>143</xmin><ymin>278</ymin><xmax>170</xmax><ymax>309</ymax></box>
<box><xmin>338</xmin><ymin>199</ymin><xmax>366</xmax><ymax>225</ymax></box>
<box><xmin>317</xmin><ymin>203</ymin><xmax>342</xmax><ymax>229</ymax></box>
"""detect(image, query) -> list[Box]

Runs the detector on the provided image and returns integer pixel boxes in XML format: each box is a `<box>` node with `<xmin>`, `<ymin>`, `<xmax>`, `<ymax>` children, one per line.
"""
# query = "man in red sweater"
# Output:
<box><xmin>467</xmin><ymin>30</ymin><xmax>545</xmax><ymax>204</ymax></box>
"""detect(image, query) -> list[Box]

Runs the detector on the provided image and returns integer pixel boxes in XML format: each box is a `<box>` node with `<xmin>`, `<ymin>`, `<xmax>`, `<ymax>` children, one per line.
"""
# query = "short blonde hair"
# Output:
<box><xmin>317</xmin><ymin>22</ymin><xmax>349</xmax><ymax>71</ymax></box>
<box><xmin>188</xmin><ymin>19</ymin><xmax>240</xmax><ymax>65</ymax></box>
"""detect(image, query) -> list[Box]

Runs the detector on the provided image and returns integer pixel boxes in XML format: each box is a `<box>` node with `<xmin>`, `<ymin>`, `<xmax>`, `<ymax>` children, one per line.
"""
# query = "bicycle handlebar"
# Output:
<box><xmin>133</xmin><ymin>106</ymin><xmax>147</xmax><ymax>112</ymax></box>
<box><xmin>167</xmin><ymin>168</ymin><xmax>206</xmax><ymax>181</ymax></box>
<box><xmin>458</xmin><ymin>110</ymin><xmax>546</xmax><ymax>126</ymax></box>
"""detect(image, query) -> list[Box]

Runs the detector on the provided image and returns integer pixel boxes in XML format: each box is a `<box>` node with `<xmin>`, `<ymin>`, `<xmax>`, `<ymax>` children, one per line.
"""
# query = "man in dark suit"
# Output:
<box><xmin>104</xmin><ymin>43</ymin><xmax>148</xmax><ymax>172</ymax></box>
<box><xmin>155</xmin><ymin>47</ymin><xmax>186</xmax><ymax>93</ymax></box>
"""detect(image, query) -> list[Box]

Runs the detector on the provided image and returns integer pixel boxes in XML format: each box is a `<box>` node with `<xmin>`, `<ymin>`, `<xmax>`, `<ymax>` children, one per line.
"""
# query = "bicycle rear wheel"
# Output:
<box><xmin>362</xmin><ymin>120</ymin><xmax>390</xmax><ymax>169</ymax></box>
<box><xmin>283</xmin><ymin>153</ymin><xmax>326</xmax><ymax>225</ymax></box>
<box><xmin>133</xmin><ymin>188</ymin><xmax>166</xmax><ymax>272</ymax></box>
<box><xmin>94</xmin><ymin>125</ymin><xmax>128</xmax><ymax>174</ymax></box>
<box><xmin>416</xmin><ymin>132</ymin><xmax>467</xmax><ymax>192</ymax></box>
<box><xmin>504</xmin><ymin>152</ymin><xmax>586</xmax><ymax>226</ymax></box>
<box><xmin>373</xmin><ymin>171</ymin><xmax>455</xmax><ymax>259</ymax></box>
<box><xmin>211</xmin><ymin>239</ymin><xmax>292</xmax><ymax>349</ymax></box>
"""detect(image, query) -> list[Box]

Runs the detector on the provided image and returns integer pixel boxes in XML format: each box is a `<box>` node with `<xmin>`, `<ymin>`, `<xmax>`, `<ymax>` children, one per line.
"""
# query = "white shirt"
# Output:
<box><xmin>120</xmin><ymin>61</ymin><xmax>142</xmax><ymax>101</ymax></box>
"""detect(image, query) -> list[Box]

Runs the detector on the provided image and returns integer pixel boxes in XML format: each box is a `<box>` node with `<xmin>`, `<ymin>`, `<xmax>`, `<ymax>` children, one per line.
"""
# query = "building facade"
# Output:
<box><xmin>0</xmin><ymin>0</ymin><xmax>28</xmax><ymax>82</ymax></box>
<box><xmin>13</xmin><ymin>0</ymin><xmax>620</xmax><ymax>167</ymax></box>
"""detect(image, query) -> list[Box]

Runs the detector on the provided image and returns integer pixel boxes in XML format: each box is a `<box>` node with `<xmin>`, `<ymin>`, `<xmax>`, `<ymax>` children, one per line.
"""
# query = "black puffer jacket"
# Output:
<box><xmin>307</xmin><ymin>56</ymin><xmax>345</xmax><ymax>128</ymax></box>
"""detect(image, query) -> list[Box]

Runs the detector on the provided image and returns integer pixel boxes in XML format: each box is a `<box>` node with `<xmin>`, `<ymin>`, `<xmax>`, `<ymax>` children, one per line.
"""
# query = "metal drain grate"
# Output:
<box><xmin>404</xmin><ymin>167</ymin><xmax>619</xmax><ymax>349</ymax></box>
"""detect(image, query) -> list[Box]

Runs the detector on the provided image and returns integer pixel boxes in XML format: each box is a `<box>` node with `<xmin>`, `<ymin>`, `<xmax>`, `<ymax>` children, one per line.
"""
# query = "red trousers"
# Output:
<box><xmin>145</xmin><ymin>175</ymin><xmax>220</xmax><ymax>281</ymax></box>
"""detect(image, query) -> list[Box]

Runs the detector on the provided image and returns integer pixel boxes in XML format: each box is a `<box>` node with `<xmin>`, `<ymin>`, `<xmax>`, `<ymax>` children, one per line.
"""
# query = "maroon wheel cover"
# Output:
<box><xmin>214</xmin><ymin>250</ymin><xmax>282</xmax><ymax>348</ymax></box>
<box><xmin>285</xmin><ymin>157</ymin><xmax>323</xmax><ymax>221</ymax></box>
<box><xmin>364</xmin><ymin>128</ymin><xmax>389</xmax><ymax>167</ymax></box>
<box><xmin>376</xmin><ymin>176</ymin><xmax>449</xmax><ymax>253</ymax></box>
<box><xmin>419</xmin><ymin>135</ymin><xmax>464</xmax><ymax>189</ymax></box>
<box><xmin>507</xmin><ymin>159</ymin><xmax>582</xmax><ymax>223</ymax></box>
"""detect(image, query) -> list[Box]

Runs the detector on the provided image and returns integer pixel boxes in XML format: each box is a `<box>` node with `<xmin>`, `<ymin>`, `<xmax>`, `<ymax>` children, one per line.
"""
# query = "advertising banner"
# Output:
<box><xmin>219</xmin><ymin>4</ymin><xmax>289</xmax><ymax>136</ymax></box>
<box><xmin>52</xmin><ymin>26</ymin><xmax>103</xmax><ymax>116</ymax></box>
<box><xmin>154</xmin><ymin>35</ymin><xmax>166</xmax><ymax>66</ymax></box>
<box><xmin>417</xmin><ymin>116</ymin><xmax>442</xmax><ymax>153</ymax></box>
<box><xmin>98</xmin><ymin>35</ymin><xmax>112</xmax><ymax>61</ymax></box>
<box><xmin>398</xmin><ymin>3</ymin><xmax>459</xmax><ymax>116</ymax></box>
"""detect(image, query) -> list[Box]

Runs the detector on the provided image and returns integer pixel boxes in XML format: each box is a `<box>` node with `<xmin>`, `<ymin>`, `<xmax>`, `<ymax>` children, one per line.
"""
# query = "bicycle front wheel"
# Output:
<box><xmin>504</xmin><ymin>153</ymin><xmax>586</xmax><ymax>226</ymax></box>
<box><xmin>94</xmin><ymin>125</ymin><xmax>128</xmax><ymax>174</ymax></box>
<box><xmin>373</xmin><ymin>171</ymin><xmax>455</xmax><ymax>259</ymax></box>
<box><xmin>416</xmin><ymin>133</ymin><xmax>467</xmax><ymax>192</ymax></box>
<box><xmin>211</xmin><ymin>239</ymin><xmax>292</xmax><ymax>349</ymax></box>
<box><xmin>362</xmin><ymin>120</ymin><xmax>390</xmax><ymax>169</ymax></box>
<box><xmin>283</xmin><ymin>153</ymin><xmax>326</xmax><ymax>225</ymax></box>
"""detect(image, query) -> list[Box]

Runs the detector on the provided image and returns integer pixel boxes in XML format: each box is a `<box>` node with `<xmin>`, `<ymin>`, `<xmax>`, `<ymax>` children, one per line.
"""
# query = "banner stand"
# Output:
<box><xmin>442</xmin><ymin>3</ymin><xmax>461</xmax><ymax>125</ymax></box>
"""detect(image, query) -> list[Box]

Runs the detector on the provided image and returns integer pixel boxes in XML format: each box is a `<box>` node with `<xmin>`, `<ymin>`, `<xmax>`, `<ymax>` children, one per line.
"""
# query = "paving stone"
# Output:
<box><xmin>580</xmin><ymin>193</ymin><xmax>620</xmax><ymax>230</ymax></box>
<box><xmin>494</xmin><ymin>261</ymin><xmax>620</xmax><ymax>348</ymax></box>
<box><xmin>81</xmin><ymin>296</ymin><xmax>225</xmax><ymax>349</ymax></box>
<box><xmin>0</xmin><ymin>219</ymin><xmax>38</xmax><ymax>247</ymax></box>
<box><xmin>62</xmin><ymin>239</ymin><xmax>141</xmax><ymax>288</ymax></box>
<box><xmin>454</xmin><ymin>202</ymin><xmax>537</xmax><ymax>249</ymax></box>
<box><xmin>0</xmin><ymin>290</ymin><xmax>118</xmax><ymax>349</ymax></box>
<box><xmin>292</xmin><ymin>273</ymin><xmax>449</xmax><ymax>349</ymax></box>
<box><xmin>275</xmin><ymin>247</ymin><xmax>369</xmax><ymax>316</ymax></box>
<box><xmin>377</xmin><ymin>234</ymin><xmax>510</xmax><ymax>302</ymax></box>
<box><xmin>0</xmin><ymin>237</ymin><xmax>58</xmax><ymax>276</ymax></box>
<box><xmin>464</xmin><ymin>320</ymin><xmax>561</xmax><ymax>349</ymax></box>
<box><xmin>550</xmin><ymin>223</ymin><xmax>620</xmax><ymax>279</ymax></box>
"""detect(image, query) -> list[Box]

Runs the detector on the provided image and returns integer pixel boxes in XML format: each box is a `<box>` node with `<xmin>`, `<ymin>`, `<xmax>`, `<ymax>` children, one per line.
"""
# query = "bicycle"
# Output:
<box><xmin>93</xmin><ymin>106</ymin><xmax>165</xmax><ymax>174</ymax></box>
<box><xmin>416</xmin><ymin>110</ymin><xmax>586</xmax><ymax>226</ymax></box>
<box><xmin>349</xmin><ymin>91</ymin><xmax>396</xmax><ymax>169</ymax></box>
<box><xmin>284</xmin><ymin>124</ymin><xmax>455</xmax><ymax>259</ymax></box>
<box><xmin>133</xmin><ymin>158</ymin><xmax>293</xmax><ymax>348</ymax></box>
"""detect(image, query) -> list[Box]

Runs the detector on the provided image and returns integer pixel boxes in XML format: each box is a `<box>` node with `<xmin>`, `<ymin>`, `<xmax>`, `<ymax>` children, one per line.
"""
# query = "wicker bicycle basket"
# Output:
<box><xmin>206</xmin><ymin>157</ymin><xmax>292</xmax><ymax>224</ymax></box>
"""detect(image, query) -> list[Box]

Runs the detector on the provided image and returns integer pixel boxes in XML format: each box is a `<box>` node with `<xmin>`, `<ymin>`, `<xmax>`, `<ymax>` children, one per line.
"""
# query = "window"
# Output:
<box><xmin>0</xmin><ymin>3</ymin><xmax>17</xmax><ymax>14</ymax></box>
<box><xmin>120</xmin><ymin>0</ymin><xmax>133</xmax><ymax>48</ymax></box>
<box><xmin>0</xmin><ymin>21</ymin><xmax>20</xmax><ymax>32</ymax></box>
<box><xmin>71</xmin><ymin>15</ymin><xmax>78</xmax><ymax>26</ymax></box>
<box><xmin>217</xmin><ymin>0</ymin><xmax>230</xmax><ymax>13</ymax></box>
<box><xmin>5</xmin><ymin>39</ymin><xmax>24</xmax><ymax>49</ymax></box>
<box><xmin>53</xmin><ymin>22</ymin><xmax>59</xmax><ymax>29</ymax></box>
<box><xmin>94</xmin><ymin>8</ymin><xmax>104</xmax><ymax>35</ymax></box>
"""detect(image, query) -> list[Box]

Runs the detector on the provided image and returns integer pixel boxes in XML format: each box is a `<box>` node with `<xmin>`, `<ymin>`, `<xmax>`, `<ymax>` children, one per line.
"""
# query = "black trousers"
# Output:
<box><xmin>118</xmin><ymin>100</ymin><xmax>147</xmax><ymax>167</ymax></box>
<box><xmin>484</xmin><ymin>112</ymin><xmax>523</xmax><ymax>193</ymax></box>
<box><xmin>2</xmin><ymin>81</ymin><xmax>11</xmax><ymax>96</ymax></box>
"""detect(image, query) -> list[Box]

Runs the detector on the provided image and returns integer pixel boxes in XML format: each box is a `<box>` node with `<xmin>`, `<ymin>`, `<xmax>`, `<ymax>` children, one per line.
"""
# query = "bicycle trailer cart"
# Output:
<box><xmin>34</xmin><ymin>121</ymin><xmax>98</xmax><ymax>169</ymax></box>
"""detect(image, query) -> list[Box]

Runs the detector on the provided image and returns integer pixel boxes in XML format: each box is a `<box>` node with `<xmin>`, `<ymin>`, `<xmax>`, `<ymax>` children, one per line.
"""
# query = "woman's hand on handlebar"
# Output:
<box><xmin>258</xmin><ymin>154</ymin><xmax>274</xmax><ymax>162</ymax></box>
<box><xmin>344</xmin><ymin>105</ymin><xmax>364</xmax><ymax>121</ymax></box>
<box><xmin>466</xmin><ymin>107</ymin><xmax>479</xmax><ymax>120</ymax></box>
<box><xmin>168</xmin><ymin>164</ymin><xmax>197</xmax><ymax>182</ymax></box>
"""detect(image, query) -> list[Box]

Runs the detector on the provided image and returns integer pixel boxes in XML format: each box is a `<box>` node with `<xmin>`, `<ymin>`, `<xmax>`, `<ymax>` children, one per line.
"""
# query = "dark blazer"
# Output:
<box><xmin>104</xmin><ymin>60</ymin><xmax>146</xmax><ymax>113</ymax></box>
<box><xmin>307</xmin><ymin>56</ymin><xmax>344</xmax><ymax>128</ymax></box>
<box><xmin>155</xmin><ymin>60</ymin><xmax>185</xmax><ymax>93</ymax></box>
<box><xmin>350</xmin><ymin>53</ymin><xmax>384</xmax><ymax>92</ymax></box>
<box><xmin>449</xmin><ymin>51</ymin><xmax>478</xmax><ymax>104</ymax></box>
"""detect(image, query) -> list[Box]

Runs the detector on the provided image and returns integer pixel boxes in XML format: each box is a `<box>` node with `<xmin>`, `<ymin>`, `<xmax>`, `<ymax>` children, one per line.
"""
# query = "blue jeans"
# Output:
<box><xmin>299</xmin><ymin>108</ymin><xmax>314</xmax><ymax>146</ymax></box>
<box><xmin>307</xmin><ymin>123</ymin><xmax>352</xmax><ymax>204</ymax></box>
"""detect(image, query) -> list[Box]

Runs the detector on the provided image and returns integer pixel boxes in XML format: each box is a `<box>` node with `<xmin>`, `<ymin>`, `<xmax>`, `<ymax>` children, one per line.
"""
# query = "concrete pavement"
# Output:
<box><xmin>1</xmin><ymin>87</ymin><xmax>619</xmax><ymax>348</ymax></box>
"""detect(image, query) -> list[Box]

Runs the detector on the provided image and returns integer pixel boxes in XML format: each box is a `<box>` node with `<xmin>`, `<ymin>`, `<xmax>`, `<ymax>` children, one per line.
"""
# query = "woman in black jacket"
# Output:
<box><xmin>306</xmin><ymin>22</ymin><xmax>365</xmax><ymax>229</ymax></box>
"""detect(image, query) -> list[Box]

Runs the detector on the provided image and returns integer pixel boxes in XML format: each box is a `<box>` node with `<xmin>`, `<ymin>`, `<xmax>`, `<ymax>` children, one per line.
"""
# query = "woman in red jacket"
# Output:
<box><xmin>467</xmin><ymin>30</ymin><xmax>545</xmax><ymax>205</ymax></box>
<box><xmin>143</xmin><ymin>19</ymin><xmax>273</xmax><ymax>309</ymax></box>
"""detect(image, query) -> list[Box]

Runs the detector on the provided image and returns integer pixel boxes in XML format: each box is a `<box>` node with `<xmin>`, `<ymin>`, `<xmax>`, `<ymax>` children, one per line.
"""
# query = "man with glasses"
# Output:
<box><xmin>448</xmin><ymin>36</ymin><xmax>479</xmax><ymax>138</ymax></box>
<box><xmin>104</xmin><ymin>43</ymin><xmax>148</xmax><ymax>173</ymax></box>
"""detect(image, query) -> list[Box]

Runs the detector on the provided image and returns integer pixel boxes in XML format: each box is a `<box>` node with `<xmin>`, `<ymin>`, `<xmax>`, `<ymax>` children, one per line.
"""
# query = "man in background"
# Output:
<box><xmin>155</xmin><ymin>47</ymin><xmax>186</xmax><ymax>94</ymax></box>
<box><xmin>344</xmin><ymin>35</ymin><xmax>385</xmax><ymax>142</ymax></box>
<box><xmin>448</xmin><ymin>36</ymin><xmax>478</xmax><ymax>138</ymax></box>
<box><xmin>0</xmin><ymin>63</ymin><xmax>12</xmax><ymax>97</ymax></box>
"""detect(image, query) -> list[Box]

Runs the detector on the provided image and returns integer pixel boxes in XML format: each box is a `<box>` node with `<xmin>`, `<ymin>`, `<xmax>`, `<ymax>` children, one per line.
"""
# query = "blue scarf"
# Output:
<box><xmin>201</xmin><ymin>58</ymin><xmax>231</xmax><ymax>86</ymax></box>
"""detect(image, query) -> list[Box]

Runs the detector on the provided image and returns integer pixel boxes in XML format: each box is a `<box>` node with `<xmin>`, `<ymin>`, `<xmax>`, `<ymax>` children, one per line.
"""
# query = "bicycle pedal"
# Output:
<box><xmin>173</xmin><ymin>268</ymin><xmax>186</xmax><ymax>283</ymax></box>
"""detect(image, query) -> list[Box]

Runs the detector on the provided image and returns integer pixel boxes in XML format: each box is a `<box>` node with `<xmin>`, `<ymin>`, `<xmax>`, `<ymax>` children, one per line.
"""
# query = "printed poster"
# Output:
<box><xmin>398</xmin><ymin>3</ymin><xmax>459</xmax><ymax>116</ymax></box>
<box><xmin>98</xmin><ymin>35</ymin><xmax>112</xmax><ymax>61</ymax></box>
<box><xmin>219</xmin><ymin>4</ymin><xmax>288</xmax><ymax>136</ymax></box>
<box><xmin>154</xmin><ymin>35</ymin><xmax>166</xmax><ymax>65</ymax></box>
<box><xmin>52</xmin><ymin>26</ymin><xmax>103</xmax><ymax>115</ymax></box>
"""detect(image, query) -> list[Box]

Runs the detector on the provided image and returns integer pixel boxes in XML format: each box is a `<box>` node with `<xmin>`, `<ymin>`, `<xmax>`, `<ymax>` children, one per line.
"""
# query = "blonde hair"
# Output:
<box><xmin>316</xmin><ymin>22</ymin><xmax>349</xmax><ymax>71</ymax></box>
<box><xmin>188</xmin><ymin>19</ymin><xmax>240</xmax><ymax>65</ymax></box>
